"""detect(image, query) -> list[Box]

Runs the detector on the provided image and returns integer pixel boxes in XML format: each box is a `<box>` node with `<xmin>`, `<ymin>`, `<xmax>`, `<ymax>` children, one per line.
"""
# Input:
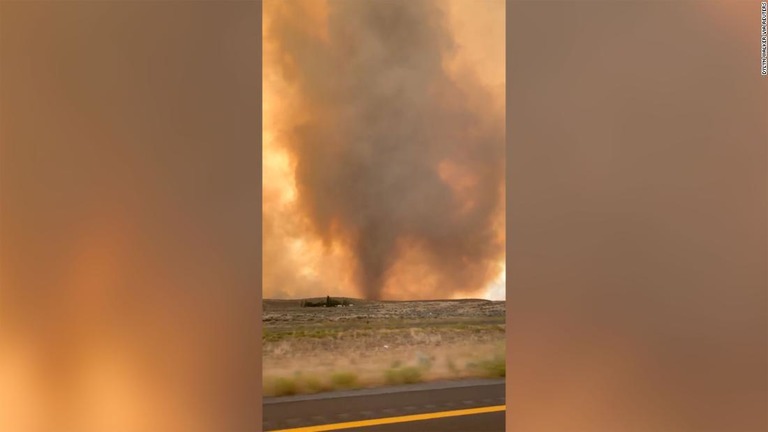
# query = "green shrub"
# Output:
<box><xmin>385</xmin><ymin>366</ymin><xmax>423</xmax><ymax>385</ymax></box>
<box><xmin>331</xmin><ymin>371</ymin><xmax>358</xmax><ymax>389</ymax></box>
<box><xmin>469</xmin><ymin>355</ymin><xmax>505</xmax><ymax>378</ymax></box>
<box><xmin>272</xmin><ymin>377</ymin><xmax>298</xmax><ymax>396</ymax></box>
<box><xmin>303</xmin><ymin>376</ymin><xmax>331</xmax><ymax>393</ymax></box>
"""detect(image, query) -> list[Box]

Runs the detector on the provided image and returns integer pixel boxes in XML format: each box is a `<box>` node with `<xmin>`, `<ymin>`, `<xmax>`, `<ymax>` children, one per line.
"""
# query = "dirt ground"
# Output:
<box><xmin>262</xmin><ymin>298</ymin><xmax>505</xmax><ymax>396</ymax></box>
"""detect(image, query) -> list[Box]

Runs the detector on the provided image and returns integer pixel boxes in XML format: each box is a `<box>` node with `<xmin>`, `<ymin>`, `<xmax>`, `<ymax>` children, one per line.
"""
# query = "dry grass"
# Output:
<box><xmin>262</xmin><ymin>299</ymin><xmax>505</xmax><ymax>397</ymax></box>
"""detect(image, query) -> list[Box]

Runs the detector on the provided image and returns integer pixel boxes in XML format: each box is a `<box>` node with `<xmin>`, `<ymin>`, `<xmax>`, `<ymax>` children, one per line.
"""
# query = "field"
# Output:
<box><xmin>262</xmin><ymin>298</ymin><xmax>506</xmax><ymax>397</ymax></box>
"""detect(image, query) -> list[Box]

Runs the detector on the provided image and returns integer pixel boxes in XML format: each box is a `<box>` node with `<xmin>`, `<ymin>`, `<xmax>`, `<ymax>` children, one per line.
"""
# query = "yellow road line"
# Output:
<box><xmin>267</xmin><ymin>404</ymin><xmax>506</xmax><ymax>432</ymax></box>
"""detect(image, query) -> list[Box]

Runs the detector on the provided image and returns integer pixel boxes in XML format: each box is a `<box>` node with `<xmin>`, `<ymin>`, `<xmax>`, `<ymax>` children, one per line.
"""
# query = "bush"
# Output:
<box><xmin>272</xmin><ymin>377</ymin><xmax>298</xmax><ymax>396</ymax></box>
<box><xmin>468</xmin><ymin>355</ymin><xmax>505</xmax><ymax>378</ymax></box>
<box><xmin>331</xmin><ymin>371</ymin><xmax>359</xmax><ymax>389</ymax></box>
<box><xmin>303</xmin><ymin>376</ymin><xmax>331</xmax><ymax>393</ymax></box>
<box><xmin>385</xmin><ymin>366</ymin><xmax>423</xmax><ymax>385</ymax></box>
<box><xmin>302</xmin><ymin>296</ymin><xmax>345</xmax><ymax>307</ymax></box>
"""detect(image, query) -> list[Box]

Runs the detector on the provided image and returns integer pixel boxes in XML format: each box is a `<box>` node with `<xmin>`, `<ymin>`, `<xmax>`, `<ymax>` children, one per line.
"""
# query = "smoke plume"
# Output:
<box><xmin>264</xmin><ymin>0</ymin><xmax>505</xmax><ymax>300</ymax></box>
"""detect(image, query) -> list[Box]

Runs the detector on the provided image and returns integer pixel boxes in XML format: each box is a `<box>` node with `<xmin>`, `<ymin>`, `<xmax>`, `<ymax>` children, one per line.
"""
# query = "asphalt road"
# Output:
<box><xmin>263</xmin><ymin>378</ymin><xmax>505</xmax><ymax>432</ymax></box>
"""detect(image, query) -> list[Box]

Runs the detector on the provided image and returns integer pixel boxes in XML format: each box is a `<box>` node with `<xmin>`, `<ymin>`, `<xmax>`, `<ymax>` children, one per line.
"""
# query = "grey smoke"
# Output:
<box><xmin>268</xmin><ymin>0</ymin><xmax>505</xmax><ymax>300</ymax></box>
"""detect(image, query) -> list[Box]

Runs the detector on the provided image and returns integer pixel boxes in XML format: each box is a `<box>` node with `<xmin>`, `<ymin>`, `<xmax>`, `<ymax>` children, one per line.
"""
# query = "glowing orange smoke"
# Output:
<box><xmin>263</xmin><ymin>0</ymin><xmax>506</xmax><ymax>300</ymax></box>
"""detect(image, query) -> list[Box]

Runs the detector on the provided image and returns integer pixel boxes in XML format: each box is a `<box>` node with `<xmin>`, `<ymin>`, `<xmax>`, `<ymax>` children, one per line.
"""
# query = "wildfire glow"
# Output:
<box><xmin>263</xmin><ymin>0</ymin><xmax>506</xmax><ymax>300</ymax></box>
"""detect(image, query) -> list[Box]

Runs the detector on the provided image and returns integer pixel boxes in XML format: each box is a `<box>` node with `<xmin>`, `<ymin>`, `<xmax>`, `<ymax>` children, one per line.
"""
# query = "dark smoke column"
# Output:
<box><xmin>269</xmin><ymin>0</ymin><xmax>505</xmax><ymax>300</ymax></box>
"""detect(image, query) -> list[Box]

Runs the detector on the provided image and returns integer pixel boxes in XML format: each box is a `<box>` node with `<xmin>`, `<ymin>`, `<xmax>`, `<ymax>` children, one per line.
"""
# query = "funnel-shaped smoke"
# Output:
<box><xmin>265</xmin><ymin>0</ymin><xmax>505</xmax><ymax>300</ymax></box>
